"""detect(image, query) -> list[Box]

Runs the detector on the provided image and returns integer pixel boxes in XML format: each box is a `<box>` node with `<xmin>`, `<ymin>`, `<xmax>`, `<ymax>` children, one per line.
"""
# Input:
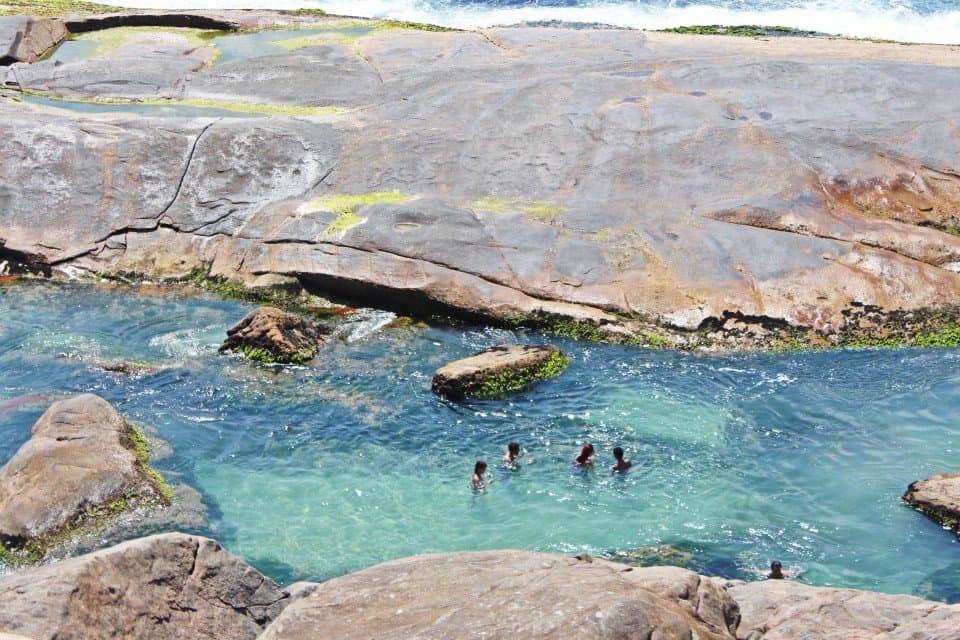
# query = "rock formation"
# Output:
<box><xmin>0</xmin><ymin>17</ymin><xmax>66</xmax><ymax>65</ymax></box>
<box><xmin>727</xmin><ymin>577</ymin><xmax>960</xmax><ymax>639</ymax></box>
<box><xmin>2</xmin><ymin>11</ymin><xmax>960</xmax><ymax>349</ymax></box>
<box><xmin>220</xmin><ymin>306</ymin><xmax>329</xmax><ymax>363</ymax></box>
<box><xmin>903</xmin><ymin>472</ymin><xmax>960</xmax><ymax>535</ymax></box>
<box><xmin>432</xmin><ymin>343</ymin><xmax>568</xmax><ymax>399</ymax></box>
<box><xmin>0</xmin><ymin>532</ymin><xmax>289</xmax><ymax>640</ymax></box>
<box><xmin>259</xmin><ymin>550</ymin><xmax>740</xmax><ymax>640</ymax></box>
<box><xmin>0</xmin><ymin>394</ymin><xmax>170</xmax><ymax>555</ymax></box>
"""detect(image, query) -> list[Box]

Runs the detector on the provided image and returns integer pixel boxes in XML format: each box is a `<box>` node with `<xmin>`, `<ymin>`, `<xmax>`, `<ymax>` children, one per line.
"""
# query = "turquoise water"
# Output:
<box><xmin>1</xmin><ymin>281</ymin><xmax>959</xmax><ymax>600</ymax></box>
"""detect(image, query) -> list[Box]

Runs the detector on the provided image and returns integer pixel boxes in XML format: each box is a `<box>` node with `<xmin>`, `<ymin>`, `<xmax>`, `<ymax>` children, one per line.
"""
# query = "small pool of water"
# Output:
<box><xmin>1</xmin><ymin>281</ymin><xmax>958</xmax><ymax>600</ymax></box>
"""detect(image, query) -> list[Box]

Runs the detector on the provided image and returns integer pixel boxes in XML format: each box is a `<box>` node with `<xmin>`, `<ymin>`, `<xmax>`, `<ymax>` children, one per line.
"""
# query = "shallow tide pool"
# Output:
<box><xmin>1</xmin><ymin>282</ymin><xmax>958</xmax><ymax>600</ymax></box>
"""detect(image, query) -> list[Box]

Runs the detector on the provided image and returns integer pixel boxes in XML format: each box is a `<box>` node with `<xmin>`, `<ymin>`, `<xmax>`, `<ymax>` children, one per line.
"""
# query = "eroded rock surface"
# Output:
<box><xmin>220</xmin><ymin>306</ymin><xmax>329</xmax><ymax>363</ymax></box>
<box><xmin>0</xmin><ymin>394</ymin><xmax>168</xmax><ymax>550</ymax></box>
<box><xmin>259</xmin><ymin>550</ymin><xmax>740</xmax><ymax>640</ymax></box>
<box><xmin>0</xmin><ymin>532</ymin><xmax>288</xmax><ymax>640</ymax></box>
<box><xmin>431</xmin><ymin>343</ymin><xmax>568</xmax><ymax>399</ymax></box>
<box><xmin>0</xmin><ymin>17</ymin><xmax>66</xmax><ymax>65</ymax></box>
<box><xmin>903</xmin><ymin>472</ymin><xmax>960</xmax><ymax>535</ymax></box>
<box><xmin>727</xmin><ymin>578</ymin><xmax>960</xmax><ymax>639</ymax></box>
<box><xmin>2</xmin><ymin>14</ymin><xmax>960</xmax><ymax>348</ymax></box>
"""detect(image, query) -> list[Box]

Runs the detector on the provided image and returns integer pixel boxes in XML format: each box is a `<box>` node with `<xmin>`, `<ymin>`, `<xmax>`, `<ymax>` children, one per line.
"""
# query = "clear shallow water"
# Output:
<box><xmin>1</xmin><ymin>281</ymin><xmax>959</xmax><ymax>601</ymax></box>
<box><xmin>111</xmin><ymin>0</ymin><xmax>960</xmax><ymax>44</ymax></box>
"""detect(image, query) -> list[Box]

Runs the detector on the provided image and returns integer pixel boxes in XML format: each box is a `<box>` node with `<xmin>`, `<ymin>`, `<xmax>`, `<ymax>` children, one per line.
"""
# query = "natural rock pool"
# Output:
<box><xmin>1</xmin><ymin>282</ymin><xmax>958</xmax><ymax>601</ymax></box>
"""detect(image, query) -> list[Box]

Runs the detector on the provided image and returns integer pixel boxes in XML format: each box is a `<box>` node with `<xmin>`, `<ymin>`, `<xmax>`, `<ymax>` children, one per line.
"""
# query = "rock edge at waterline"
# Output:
<box><xmin>431</xmin><ymin>343</ymin><xmax>569</xmax><ymax>399</ymax></box>
<box><xmin>903</xmin><ymin>472</ymin><xmax>960</xmax><ymax>535</ymax></box>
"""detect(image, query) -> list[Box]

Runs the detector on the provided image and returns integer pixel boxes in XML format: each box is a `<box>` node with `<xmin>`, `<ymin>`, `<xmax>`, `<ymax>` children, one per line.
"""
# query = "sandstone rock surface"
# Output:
<box><xmin>728</xmin><ymin>578</ymin><xmax>960</xmax><ymax>639</ymax></box>
<box><xmin>903</xmin><ymin>472</ymin><xmax>960</xmax><ymax>535</ymax></box>
<box><xmin>0</xmin><ymin>17</ymin><xmax>66</xmax><ymax>65</ymax></box>
<box><xmin>0</xmin><ymin>532</ymin><xmax>289</xmax><ymax>640</ymax></box>
<box><xmin>220</xmin><ymin>306</ymin><xmax>329</xmax><ymax>363</ymax></box>
<box><xmin>2</xmin><ymin>13</ymin><xmax>960</xmax><ymax>349</ymax></box>
<box><xmin>432</xmin><ymin>343</ymin><xmax>567</xmax><ymax>399</ymax></box>
<box><xmin>0</xmin><ymin>394</ymin><xmax>167</xmax><ymax>549</ymax></box>
<box><xmin>259</xmin><ymin>550</ymin><xmax>740</xmax><ymax>640</ymax></box>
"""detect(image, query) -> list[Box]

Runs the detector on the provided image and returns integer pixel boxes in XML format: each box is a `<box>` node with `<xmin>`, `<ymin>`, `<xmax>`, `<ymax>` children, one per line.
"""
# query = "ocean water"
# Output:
<box><xmin>108</xmin><ymin>0</ymin><xmax>960</xmax><ymax>44</ymax></box>
<box><xmin>1</xmin><ymin>281</ymin><xmax>959</xmax><ymax>602</ymax></box>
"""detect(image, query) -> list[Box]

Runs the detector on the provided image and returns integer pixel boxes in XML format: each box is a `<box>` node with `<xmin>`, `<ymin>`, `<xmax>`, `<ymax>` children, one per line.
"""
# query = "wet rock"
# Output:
<box><xmin>0</xmin><ymin>17</ymin><xmax>67</xmax><ymax>65</ymax></box>
<box><xmin>903</xmin><ymin>472</ymin><xmax>960</xmax><ymax>534</ymax></box>
<box><xmin>727</xmin><ymin>578</ymin><xmax>960</xmax><ymax>639</ymax></box>
<box><xmin>219</xmin><ymin>306</ymin><xmax>329</xmax><ymax>364</ymax></box>
<box><xmin>0</xmin><ymin>532</ymin><xmax>290</xmax><ymax>640</ymax></box>
<box><xmin>0</xmin><ymin>394</ymin><xmax>170</xmax><ymax>554</ymax></box>
<box><xmin>431</xmin><ymin>343</ymin><xmax>568</xmax><ymax>399</ymax></box>
<box><xmin>259</xmin><ymin>550</ymin><xmax>739</xmax><ymax>640</ymax></box>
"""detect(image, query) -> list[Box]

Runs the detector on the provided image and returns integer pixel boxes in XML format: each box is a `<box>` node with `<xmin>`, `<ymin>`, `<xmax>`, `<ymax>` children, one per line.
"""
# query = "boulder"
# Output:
<box><xmin>0</xmin><ymin>532</ymin><xmax>289</xmax><ymax>640</ymax></box>
<box><xmin>0</xmin><ymin>17</ymin><xmax>67</xmax><ymax>66</ymax></box>
<box><xmin>0</xmin><ymin>394</ymin><xmax>170</xmax><ymax>552</ymax></box>
<box><xmin>903</xmin><ymin>472</ymin><xmax>960</xmax><ymax>534</ymax></box>
<box><xmin>258</xmin><ymin>550</ymin><xmax>739</xmax><ymax>640</ymax></box>
<box><xmin>431</xmin><ymin>343</ymin><xmax>568</xmax><ymax>399</ymax></box>
<box><xmin>727</xmin><ymin>578</ymin><xmax>960</xmax><ymax>639</ymax></box>
<box><xmin>219</xmin><ymin>306</ymin><xmax>329</xmax><ymax>364</ymax></box>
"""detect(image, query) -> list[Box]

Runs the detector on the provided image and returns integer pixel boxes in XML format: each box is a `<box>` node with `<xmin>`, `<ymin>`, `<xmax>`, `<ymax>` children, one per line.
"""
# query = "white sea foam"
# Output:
<box><xmin>109</xmin><ymin>0</ymin><xmax>960</xmax><ymax>44</ymax></box>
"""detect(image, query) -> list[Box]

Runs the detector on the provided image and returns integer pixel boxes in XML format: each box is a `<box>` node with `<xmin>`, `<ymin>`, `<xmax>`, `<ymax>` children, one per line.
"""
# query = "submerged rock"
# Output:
<box><xmin>903</xmin><ymin>472</ymin><xmax>960</xmax><ymax>535</ymax></box>
<box><xmin>727</xmin><ymin>577</ymin><xmax>960</xmax><ymax>639</ymax></box>
<box><xmin>0</xmin><ymin>532</ymin><xmax>289</xmax><ymax>640</ymax></box>
<box><xmin>259</xmin><ymin>550</ymin><xmax>739</xmax><ymax>640</ymax></box>
<box><xmin>0</xmin><ymin>394</ymin><xmax>170</xmax><ymax>556</ymax></box>
<box><xmin>431</xmin><ymin>343</ymin><xmax>569</xmax><ymax>399</ymax></box>
<box><xmin>219</xmin><ymin>306</ymin><xmax>329</xmax><ymax>364</ymax></box>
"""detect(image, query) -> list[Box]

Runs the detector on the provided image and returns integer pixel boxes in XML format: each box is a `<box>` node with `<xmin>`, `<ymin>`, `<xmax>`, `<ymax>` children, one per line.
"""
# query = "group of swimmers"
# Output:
<box><xmin>471</xmin><ymin>442</ymin><xmax>633</xmax><ymax>489</ymax></box>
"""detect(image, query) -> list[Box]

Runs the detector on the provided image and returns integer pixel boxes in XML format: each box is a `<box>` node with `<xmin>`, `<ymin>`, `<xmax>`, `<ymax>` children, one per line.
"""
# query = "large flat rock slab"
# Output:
<box><xmin>431</xmin><ymin>343</ymin><xmax>568</xmax><ymax>399</ymax></box>
<box><xmin>3</xmin><ymin>17</ymin><xmax>960</xmax><ymax>347</ymax></box>
<box><xmin>728</xmin><ymin>578</ymin><xmax>960</xmax><ymax>639</ymax></box>
<box><xmin>903</xmin><ymin>472</ymin><xmax>960</xmax><ymax>535</ymax></box>
<box><xmin>259</xmin><ymin>550</ymin><xmax>740</xmax><ymax>640</ymax></box>
<box><xmin>0</xmin><ymin>532</ymin><xmax>289</xmax><ymax>640</ymax></box>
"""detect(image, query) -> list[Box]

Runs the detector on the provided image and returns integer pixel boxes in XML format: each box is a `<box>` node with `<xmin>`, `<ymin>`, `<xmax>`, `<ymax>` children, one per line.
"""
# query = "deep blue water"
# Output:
<box><xmin>1</xmin><ymin>281</ymin><xmax>959</xmax><ymax>602</ymax></box>
<box><xmin>111</xmin><ymin>0</ymin><xmax>960</xmax><ymax>44</ymax></box>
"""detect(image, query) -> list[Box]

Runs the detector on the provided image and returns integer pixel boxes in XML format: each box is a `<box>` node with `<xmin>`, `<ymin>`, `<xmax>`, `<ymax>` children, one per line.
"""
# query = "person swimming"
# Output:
<box><xmin>573</xmin><ymin>443</ymin><xmax>594</xmax><ymax>467</ymax></box>
<box><xmin>472</xmin><ymin>460</ymin><xmax>493</xmax><ymax>489</ymax></box>
<box><xmin>610</xmin><ymin>446</ymin><xmax>632</xmax><ymax>473</ymax></box>
<box><xmin>502</xmin><ymin>442</ymin><xmax>522</xmax><ymax>469</ymax></box>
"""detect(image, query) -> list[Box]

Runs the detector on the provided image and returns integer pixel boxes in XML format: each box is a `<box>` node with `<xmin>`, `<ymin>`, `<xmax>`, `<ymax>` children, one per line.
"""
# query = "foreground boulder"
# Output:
<box><xmin>0</xmin><ymin>532</ymin><xmax>289</xmax><ymax>640</ymax></box>
<box><xmin>259</xmin><ymin>550</ymin><xmax>739</xmax><ymax>640</ymax></box>
<box><xmin>219</xmin><ymin>306</ymin><xmax>329</xmax><ymax>364</ymax></box>
<box><xmin>0</xmin><ymin>394</ymin><xmax>170</xmax><ymax>555</ymax></box>
<box><xmin>431</xmin><ymin>343</ymin><xmax>568</xmax><ymax>399</ymax></box>
<box><xmin>903</xmin><ymin>472</ymin><xmax>960</xmax><ymax>535</ymax></box>
<box><xmin>728</xmin><ymin>578</ymin><xmax>960</xmax><ymax>639</ymax></box>
<box><xmin>0</xmin><ymin>17</ymin><xmax>67</xmax><ymax>65</ymax></box>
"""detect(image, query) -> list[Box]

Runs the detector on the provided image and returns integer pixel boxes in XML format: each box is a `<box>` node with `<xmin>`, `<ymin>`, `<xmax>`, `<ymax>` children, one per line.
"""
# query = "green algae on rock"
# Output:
<box><xmin>0</xmin><ymin>0</ymin><xmax>120</xmax><ymax>18</ymax></box>
<box><xmin>219</xmin><ymin>306</ymin><xmax>330</xmax><ymax>364</ymax></box>
<box><xmin>300</xmin><ymin>191</ymin><xmax>415</xmax><ymax>238</ymax></box>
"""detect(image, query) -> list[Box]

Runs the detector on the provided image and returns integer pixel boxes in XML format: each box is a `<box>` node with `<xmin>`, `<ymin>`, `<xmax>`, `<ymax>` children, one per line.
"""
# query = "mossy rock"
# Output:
<box><xmin>431</xmin><ymin>344</ymin><xmax>569</xmax><ymax>400</ymax></box>
<box><xmin>220</xmin><ymin>306</ymin><xmax>330</xmax><ymax>364</ymax></box>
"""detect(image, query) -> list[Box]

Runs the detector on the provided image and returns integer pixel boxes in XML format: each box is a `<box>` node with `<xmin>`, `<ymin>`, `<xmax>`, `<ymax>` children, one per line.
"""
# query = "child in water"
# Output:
<box><xmin>573</xmin><ymin>443</ymin><xmax>595</xmax><ymax>467</ymax></box>
<box><xmin>472</xmin><ymin>460</ymin><xmax>493</xmax><ymax>489</ymax></box>
<box><xmin>610</xmin><ymin>446</ymin><xmax>632</xmax><ymax>473</ymax></box>
<box><xmin>502</xmin><ymin>442</ymin><xmax>522</xmax><ymax>469</ymax></box>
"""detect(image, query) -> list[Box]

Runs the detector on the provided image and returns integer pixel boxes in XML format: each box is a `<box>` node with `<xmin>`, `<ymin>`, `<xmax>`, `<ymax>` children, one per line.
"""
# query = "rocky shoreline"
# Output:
<box><xmin>2</xmin><ymin>10</ymin><xmax>960</xmax><ymax>350</ymax></box>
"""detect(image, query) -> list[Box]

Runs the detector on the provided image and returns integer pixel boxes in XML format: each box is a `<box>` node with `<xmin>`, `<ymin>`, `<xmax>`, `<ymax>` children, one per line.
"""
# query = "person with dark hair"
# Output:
<box><xmin>472</xmin><ymin>460</ymin><xmax>493</xmax><ymax>489</ymax></box>
<box><xmin>573</xmin><ymin>443</ymin><xmax>595</xmax><ymax>467</ymax></box>
<box><xmin>503</xmin><ymin>442</ymin><xmax>523</xmax><ymax>468</ymax></box>
<box><xmin>610</xmin><ymin>446</ymin><xmax>632</xmax><ymax>473</ymax></box>
<box><xmin>768</xmin><ymin>561</ymin><xmax>785</xmax><ymax>579</ymax></box>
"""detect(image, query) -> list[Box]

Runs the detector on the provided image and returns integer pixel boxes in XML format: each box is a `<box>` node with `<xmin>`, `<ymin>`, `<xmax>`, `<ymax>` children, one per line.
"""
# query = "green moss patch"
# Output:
<box><xmin>469</xmin><ymin>197</ymin><xmax>562</xmax><ymax>218</ymax></box>
<box><xmin>75</xmin><ymin>26</ymin><xmax>221</xmax><ymax>57</ymax></box>
<box><xmin>300</xmin><ymin>191</ymin><xmax>414</xmax><ymax>237</ymax></box>
<box><xmin>0</xmin><ymin>0</ymin><xmax>119</xmax><ymax>17</ymax></box>
<box><xmin>473</xmin><ymin>350</ymin><xmax>570</xmax><ymax>398</ymax></box>
<box><xmin>660</xmin><ymin>25</ymin><xmax>817</xmax><ymax>37</ymax></box>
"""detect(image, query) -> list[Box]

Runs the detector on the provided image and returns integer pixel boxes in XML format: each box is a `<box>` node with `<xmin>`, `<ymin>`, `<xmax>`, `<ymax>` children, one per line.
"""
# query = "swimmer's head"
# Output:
<box><xmin>613</xmin><ymin>446</ymin><xmax>624</xmax><ymax>460</ymax></box>
<box><xmin>508</xmin><ymin>442</ymin><xmax>520</xmax><ymax>456</ymax></box>
<box><xmin>474</xmin><ymin>460</ymin><xmax>487</xmax><ymax>474</ymax></box>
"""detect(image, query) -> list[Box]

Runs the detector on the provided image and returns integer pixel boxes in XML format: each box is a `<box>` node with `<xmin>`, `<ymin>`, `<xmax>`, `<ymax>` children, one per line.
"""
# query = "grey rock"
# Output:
<box><xmin>0</xmin><ymin>17</ymin><xmax>67</xmax><ymax>66</ymax></box>
<box><xmin>903</xmin><ymin>472</ymin><xmax>960</xmax><ymax>535</ymax></box>
<box><xmin>0</xmin><ymin>394</ymin><xmax>167</xmax><ymax>549</ymax></box>
<box><xmin>432</xmin><ymin>343</ymin><xmax>567</xmax><ymax>399</ymax></box>
<box><xmin>0</xmin><ymin>532</ymin><xmax>288</xmax><ymax>640</ymax></box>
<box><xmin>259</xmin><ymin>550</ymin><xmax>740</xmax><ymax>640</ymax></box>
<box><xmin>728</xmin><ymin>578</ymin><xmax>960</xmax><ymax>639</ymax></box>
